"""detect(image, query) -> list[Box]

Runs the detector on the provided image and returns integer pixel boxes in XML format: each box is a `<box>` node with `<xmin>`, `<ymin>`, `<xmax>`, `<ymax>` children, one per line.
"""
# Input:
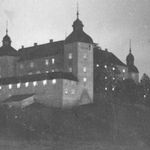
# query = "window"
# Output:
<box><xmin>112</xmin><ymin>77</ymin><xmax>115</xmax><ymax>80</ymax></box>
<box><xmin>104</xmin><ymin>65</ymin><xmax>107</xmax><ymax>69</ymax></box>
<box><xmin>112</xmin><ymin>87</ymin><xmax>115</xmax><ymax>91</ymax></box>
<box><xmin>8</xmin><ymin>84</ymin><xmax>12</xmax><ymax>89</ymax></box>
<box><xmin>30</xmin><ymin>62</ymin><xmax>34</xmax><ymax>68</ymax></box>
<box><xmin>43</xmin><ymin>80</ymin><xmax>47</xmax><ymax>86</ymax></box>
<box><xmin>123</xmin><ymin>69</ymin><xmax>126</xmax><ymax>73</ymax></box>
<box><xmin>144</xmin><ymin>95</ymin><xmax>146</xmax><ymax>98</ymax></box>
<box><xmin>46</xmin><ymin>70</ymin><xmax>49</xmax><ymax>73</ymax></box>
<box><xmin>52</xmin><ymin>79</ymin><xmax>56</xmax><ymax>84</ymax></box>
<box><xmin>83</xmin><ymin>77</ymin><xmax>87</xmax><ymax>83</ymax></box>
<box><xmin>68</xmin><ymin>53</ymin><xmax>72</xmax><ymax>59</ymax></box>
<box><xmin>64</xmin><ymin>89</ymin><xmax>68</xmax><ymax>94</ymax></box>
<box><xmin>83</xmin><ymin>67</ymin><xmax>87</xmax><ymax>73</ymax></box>
<box><xmin>45</xmin><ymin>59</ymin><xmax>49</xmax><ymax>65</ymax></box>
<box><xmin>105</xmin><ymin>76</ymin><xmax>107</xmax><ymax>80</ymax></box>
<box><xmin>33</xmin><ymin>81</ymin><xmax>37</xmax><ymax>87</ymax></box>
<box><xmin>0</xmin><ymin>86</ymin><xmax>2</xmax><ymax>90</ymax></box>
<box><xmin>123</xmin><ymin>77</ymin><xmax>125</xmax><ymax>80</ymax></box>
<box><xmin>69</xmin><ymin>67</ymin><xmax>72</xmax><ymax>72</ymax></box>
<box><xmin>71</xmin><ymin>89</ymin><xmax>75</xmax><ymax>94</ymax></box>
<box><xmin>28</xmin><ymin>72</ymin><xmax>33</xmax><ymax>75</ymax></box>
<box><xmin>96</xmin><ymin>64</ymin><xmax>99</xmax><ymax>68</ymax></box>
<box><xmin>83</xmin><ymin>54</ymin><xmax>87</xmax><ymax>59</ymax></box>
<box><xmin>105</xmin><ymin>87</ymin><xmax>107</xmax><ymax>91</ymax></box>
<box><xmin>112</xmin><ymin>67</ymin><xmax>115</xmax><ymax>71</ymax></box>
<box><xmin>52</xmin><ymin>58</ymin><xmax>55</xmax><ymax>64</ymax></box>
<box><xmin>17</xmin><ymin>83</ymin><xmax>21</xmax><ymax>88</ymax></box>
<box><xmin>52</xmin><ymin>69</ymin><xmax>55</xmax><ymax>72</ymax></box>
<box><xmin>20</xmin><ymin>64</ymin><xmax>24</xmax><ymax>69</ymax></box>
<box><xmin>25</xmin><ymin>82</ymin><xmax>29</xmax><ymax>87</ymax></box>
<box><xmin>36</xmin><ymin>71</ymin><xmax>41</xmax><ymax>74</ymax></box>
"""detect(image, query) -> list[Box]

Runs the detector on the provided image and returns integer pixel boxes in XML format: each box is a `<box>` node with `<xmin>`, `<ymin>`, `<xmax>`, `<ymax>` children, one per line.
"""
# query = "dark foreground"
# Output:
<box><xmin>0</xmin><ymin>101</ymin><xmax>150</xmax><ymax>150</ymax></box>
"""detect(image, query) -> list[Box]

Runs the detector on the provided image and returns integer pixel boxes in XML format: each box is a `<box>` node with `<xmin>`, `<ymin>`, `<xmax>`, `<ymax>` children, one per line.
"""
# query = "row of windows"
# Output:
<box><xmin>68</xmin><ymin>53</ymin><xmax>88</xmax><ymax>60</ymax></box>
<box><xmin>64</xmin><ymin>88</ymin><xmax>75</xmax><ymax>95</ymax></box>
<box><xmin>20</xmin><ymin>58</ymin><xmax>55</xmax><ymax>69</ymax></box>
<box><xmin>96</xmin><ymin>64</ymin><xmax>126</xmax><ymax>73</ymax></box>
<box><xmin>0</xmin><ymin>79</ymin><xmax>57</xmax><ymax>90</ymax></box>
<box><xmin>27</xmin><ymin>69</ymin><xmax>55</xmax><ymax>75</ymax></box>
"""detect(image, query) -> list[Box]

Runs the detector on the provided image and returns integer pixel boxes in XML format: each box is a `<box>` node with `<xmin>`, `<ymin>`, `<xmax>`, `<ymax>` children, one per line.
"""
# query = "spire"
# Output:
<box><xmin>77</xmin><ymin>2</ymin><xmax>79</xmax><ymax>19</ymax></box>
<box><xmin>129</xmin><ymin>39</ymin><xmax>132</xmax><ymax>53</ymax></box>
<box><xmin>6</xmin><ymin>21</ymin><xmax>8</xmax><ymax>35</ymax></box>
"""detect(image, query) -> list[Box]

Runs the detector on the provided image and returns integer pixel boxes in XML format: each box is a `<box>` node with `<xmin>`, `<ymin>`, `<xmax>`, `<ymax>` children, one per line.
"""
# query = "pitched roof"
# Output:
<box><xmin>2</xmin><ymin>94</ymin><xmax>34</xmax><ymax>103</ymax></box>
<box><xmin>0</xmin><ymin>46</ymin><xmax>18</xmax><ymax>56</ymax></box>
<box><xmin>0</xmin><ymin>72</ymin><xmax>78</xmax><ymax>85</ymax></box>
<box><xmin>18</xmin><ymin>40</ymin><xmax>64</xmax><ymax>61</ymax></box>
<box><xmin>94</xmin><ymin>47</ymin><xmax>127</xmax><ymax>67</ymax></box>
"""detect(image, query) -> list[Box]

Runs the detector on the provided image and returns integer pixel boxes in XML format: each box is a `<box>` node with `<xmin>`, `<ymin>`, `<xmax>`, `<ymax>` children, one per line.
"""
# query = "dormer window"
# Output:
<box><xmin>68</xmin><ymin>53</ymin><xmax>72</xmax><ymax>59</ymax></box>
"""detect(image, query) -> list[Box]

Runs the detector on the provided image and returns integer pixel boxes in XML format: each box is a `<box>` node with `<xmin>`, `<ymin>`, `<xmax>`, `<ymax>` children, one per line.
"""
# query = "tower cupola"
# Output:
<box><xmin>2</xmin><ymin>29</ymin><xmax>11</xmax><ymax>46</ymax></box>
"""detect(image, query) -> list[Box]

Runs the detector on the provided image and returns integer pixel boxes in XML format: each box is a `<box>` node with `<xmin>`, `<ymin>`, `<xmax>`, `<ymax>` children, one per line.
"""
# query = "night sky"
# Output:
<box><xmin>0</xmin><ymin>0</ymin><xmax>150</xmax><ymax>78</ymax></box>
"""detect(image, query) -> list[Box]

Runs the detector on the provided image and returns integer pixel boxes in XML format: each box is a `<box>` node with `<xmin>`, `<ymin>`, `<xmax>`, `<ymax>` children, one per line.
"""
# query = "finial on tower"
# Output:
<box><xmin>77</xmin><ymin>2</ymin><xmax>79</xmax><ymax>19</ymax></box>
<box><xmin>6</xmin><ymin>20</ymin><xmax>8</xmax><ymax>35</ymax></box>
<box><xmin>129</xmin><ymin>39</ymin><xmax>132</xmax><ymax>53</ymax></box>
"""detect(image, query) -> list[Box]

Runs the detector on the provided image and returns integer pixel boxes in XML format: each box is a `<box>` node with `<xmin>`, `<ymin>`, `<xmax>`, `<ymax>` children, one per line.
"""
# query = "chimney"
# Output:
<box><xmin>50</xmin><ymin>39</ymin><xmax>53</xmax><ymax>43</ymax></box>
<box><xmin>21</xmin><ymin>45</ymin><xmax>24</xmax><ymax>49</ymax></box>
<box><xmin>34</xmin><ymin>43</ymin><xmax>37</xmax><ymax>46</ymax></box>
<box><xmin>105</xmin><ymin>48</ymin><xmax>108</xmax><ymax>52</ymax></box>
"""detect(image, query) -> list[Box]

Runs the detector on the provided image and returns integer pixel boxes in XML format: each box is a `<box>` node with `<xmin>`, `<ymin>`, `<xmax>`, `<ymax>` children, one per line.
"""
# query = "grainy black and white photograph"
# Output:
<box><xmin>0</xmin><ymin>0</ymin><xmax>150</xmax><ymax>149</ymax></box>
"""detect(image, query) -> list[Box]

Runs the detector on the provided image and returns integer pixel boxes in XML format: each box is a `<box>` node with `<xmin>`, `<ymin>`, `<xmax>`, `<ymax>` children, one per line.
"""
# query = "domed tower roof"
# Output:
<box><xmin>126</xmin><ymin>40</ymin><xmax>139</xmax><ymax>73</ymax></box>
<box><xmin>2</xmin><ymin>29</ymin><xmax>11</xmax><ymax>46</ymax></box>
<box><xmin>65</xmin><ymin>9</ymin><xmax>93</xmax><ymax>44</ymax></box>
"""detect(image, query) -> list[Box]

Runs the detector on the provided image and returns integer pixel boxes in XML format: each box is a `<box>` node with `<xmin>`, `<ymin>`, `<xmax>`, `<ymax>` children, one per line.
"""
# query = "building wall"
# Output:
<box><xmin>0</xmin><ymin>56</ymin><xmax>18</xmax><ymax>78</ymax></box>
<box><xmin>16</xmin><ymin>55</ymin><xmax>63</xmax><ymax>76</ymax></box>
<box><xmin>128</xmin><ymin>72</ymin><xmax>139</xmax><ymax>84</ymax></box>
<box><xmin>64</xmin><ymin>42</ymin><xmax>93</xmax><ymax>105</ymax></box>
<box><xmin>117</xmin><ymin>65</ymin><xmax>128</xmax><ymax>80</ymax></box>
<box><xmin>0</xmin><ymin>79</ymin><xmax>63</xmax><ymax>107</ymax></box>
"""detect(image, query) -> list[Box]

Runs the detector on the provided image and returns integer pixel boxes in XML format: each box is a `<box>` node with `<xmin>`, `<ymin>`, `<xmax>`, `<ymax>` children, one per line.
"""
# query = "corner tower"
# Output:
<box><xmin>126</xmin><ymin>40</ymin><xmax>139</xmax><ymax>83</ymax></box>
<box><xmin>64</xmin><ymin>9</ymin><xmax>94</xmax><ymax>105</ymax></box>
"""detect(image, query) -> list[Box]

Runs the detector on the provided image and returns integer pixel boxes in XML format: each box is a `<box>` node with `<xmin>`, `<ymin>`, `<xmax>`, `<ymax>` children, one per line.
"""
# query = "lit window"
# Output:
<box><xmin>45</xmin><ymin>59</ymin><xmax>49</xmax><ymax>65</ymax></box>
<box><xmin>71</xmin><ymin>89</ymin><xmax>75</xmax><ymax>94</ymax></box>
<box><xmin>43</xmin><ymin>80</ymin><xmax>47</xmax><ymax>86</ymax></box>
<box><xmin>144</xmin><ymin>95</ymin><xmax>146</xmax><ymax>98</ymax></box>
<box><xmin>0</xmin><ymin>75</ymin><xmax>2</xmax><ymax>78</ymax></box>
<box><xmin>36</xmin><ymin>71</ymin><xmax>41</xmax><ymax>74</ymax></box>
<box><xmin>8</xmin><ymin>84</ymin><xmax>12</xmax><ymax>89</ymax></box>
<box><xmin>83</xmin><ymin>67</ymin><xmax>87</xmax><ymax>73</ymax></box>
<box><xmin>30</xmin><ymin>62</ymin><xmax>34</xmax><ymax>68</ymax></box>
<box><xmin>123</xmin><ymin>69</ymin><xmax>125</xmax><ymax>73</ymax></box>
<box><xmin>52</xmin><ymin>69</ymin><xmax>55</xmax><ymax>72</ymax></box>
<box><xmin>28</xmin><ymin>72</ymin><xmax>33</xmax><ymax>75</ymax></box>
<box><xmin>17</xmin><ymin>83</ymin><xmax>21</xmax><ymax>88</ymax></box>
<box><xmin>105</xmin><ymin>76</ymin><xmax>107</xmax><ymax>80</ymax></box>
<box><xmin>112</xmin><ymin>87</ymin><xmax>115</xmax><ymax>91</ymax></box>
<box><xmin>112</xmin><ymin>67</ymin><xmax>115</xmax><ymax>71</ymax></box>
<box><xmin>64</xmin><ymin>89</ymin><xmax>68</xmax><ymax>94</ymax></box>
<box><xmin>46</xmin><ymin>70</ymin><xmax>49</xmax><ymax>73</ymax></box>
<box><xmin>52</xmin><ymin>58</ymin><xmax>55</xmax><ymax>64</ymax></box>
<box><xmin>52</xmin><ymin>79</ymin><xmax>56</xmax><ymax>84</ymax></box>
<box><xmin>105</xmin><ymin>87</ymin><xmax>107</xmax><ymax>91</ymax></box>
<box><xmin>104</xmin><ymin>65</ymin><xmax>107</xmax><ymax>69</ymax></box>
<box><xmin>68</xmin><ymin>53</ymin><xmax>72</xmax><ymax>59</ymax></box>
<box><xmin>33</xmin><ymin>81</ymin><xmax>37</xmax><ymax>87</ymax></box>
<box><xmin>112</xmin><ymin>77</ymin><xmax>115</xmax><ymax>80</ymax></box>
<box><xmin>83</xmin><ymin>54</ymin><xmax>87</xmax><ymax>59</ymax></box>
<box><xmin>69</xmin><ymin>67</ymin><xmax>72</xmax><ymax>72</ymax></box>
<box><xmin>20</xmin><ymin>64</ymin><xmax>24</xmax><ymax>69</ymax></box>
<box><xmin>123</xmin><ymin>77</ymin><xmax>125</xmax><ymax>80</ymax></box>
<box><xmin>96</xmin><ymin>64</ymin><xmax>99</xmax><ymax>67</ymax></box>
<box><xmin>25</xmin><ymin>82</ymin><xmax>29</xmax><ymax>87</ymax></box>
<box><xmin>83</xmin><ymin>77</ymin><xmax>87</xmax><ymax>82</ymax></box>
<box><xmin>0</xmin><ymin>86</ymin><xmax>2</xmax><ymax>90</ymax></box>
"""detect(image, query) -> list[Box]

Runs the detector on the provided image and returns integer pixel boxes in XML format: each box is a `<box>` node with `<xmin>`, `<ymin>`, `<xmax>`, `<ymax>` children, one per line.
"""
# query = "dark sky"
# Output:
<box><xmin>0</xmin><ymin>0</ymin><xmax>150</xmax><ymax>78</ymax></box>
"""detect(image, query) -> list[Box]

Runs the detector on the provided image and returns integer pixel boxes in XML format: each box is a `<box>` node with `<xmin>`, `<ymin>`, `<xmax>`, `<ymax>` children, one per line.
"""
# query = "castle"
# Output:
<box><xmin>0</xmin><ymin>11</ymin><xmax>139</xmax><ymax>108</ymax></box>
